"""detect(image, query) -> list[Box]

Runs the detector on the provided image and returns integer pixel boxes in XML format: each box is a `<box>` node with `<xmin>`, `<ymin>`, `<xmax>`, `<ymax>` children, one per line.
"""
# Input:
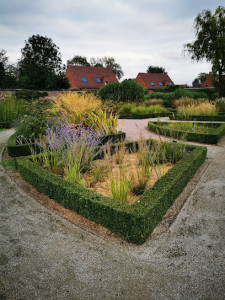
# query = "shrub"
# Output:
<box><xmin>119</xmin><ymin>104</ymin><xmax>168</xmax><ymax>115</ymax></box>
<box><xmin>15</xmin><ymin>90</ymin><xmax>48</xmax><ymax>101</ymax></box>
<box><xmin>98</xmin><ymin>80</ymin><xmax>146</xmax><ymax>102</ymax></box>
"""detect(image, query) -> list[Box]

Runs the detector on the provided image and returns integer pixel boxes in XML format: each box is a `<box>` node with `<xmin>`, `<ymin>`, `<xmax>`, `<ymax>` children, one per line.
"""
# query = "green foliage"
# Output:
<box><xmin>184</xmin><ymin>6</ymin><xmax>225</xmax><ymax>96</ymax></box>
<box><xmin>215</xmin><ymin>97</ymin><xmax>225</xmax><ymax>112</ymax></box>
<box><xmin>119</xmin><ymin>104</ymin><xmax>168</xmax><ymax>115</ymax></box>
<box><xmin>148</xmin><ymin>121</ymin><xmax>225</xmax><ymax>144</ymax></box>
<box><xmin>18</xmin><ymin>34</ymin><xmax>69</xmax><ymax>89</ymax></box>
<box><xmin>67</xmin><ymin>55</ymin><xmax>90</xmax><ymax>66</ymax></box>
<box><xmin>0</xmin><ymin>49</ymin><xmax>18</xmax><ymax>88</ymax></box>
<box><xmin>15</xmin><ymin>90</ymin><xmax>48</xmax><ymax>101</ymax></box>
<box><xmin>147</xmin><ymin>65</ymin><xmax>165</xmax><ymax>73</ymax></box>
<box><xmin>16</xmin><ymin>143</ymin><xmax>207</xmax><ymax>244</ymax></box>
<box><xmin>192</xmin><ymin>72</ymin><xmax>208</xmax><ymax>87</ymax></box>
<box><xmin>0</xmin><ymin>95</ymin><xmax>26</xmax><ymax>123</ymax></box>
<box><xmin>98</xmin><ymin>80</ymin><xmax>146</xmax><ymax>102</ymax></box>
<box><xmin>19</xmin><ymin>99</ymin><xmax>53</xmax><ymax>139</ymax></box>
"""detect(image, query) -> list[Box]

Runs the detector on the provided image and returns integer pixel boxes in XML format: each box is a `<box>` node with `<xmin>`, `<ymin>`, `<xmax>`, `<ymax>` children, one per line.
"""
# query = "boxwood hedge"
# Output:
<box><xmin>0</xmin><ymin>122</ymin><xmax>11</xmax><ymax>129</ymax></box>
<box><xmin>171</xmin><ymin>114</ymin><xmax>225</xmax><ymax>122</ymax></box>
<box><xmin>16</xmin><ymin>142</ymin><xmax>207</xmax><ymax>244</ymax></box>
<box><xmin>119</xmin><ymin>112</ymin><xmax>172</xmax><ymax>119</ymax></box>
<box><xmin>148</xmin><ymin>121</ymin><xmax>225</xmax><ymax>144</ymax></box>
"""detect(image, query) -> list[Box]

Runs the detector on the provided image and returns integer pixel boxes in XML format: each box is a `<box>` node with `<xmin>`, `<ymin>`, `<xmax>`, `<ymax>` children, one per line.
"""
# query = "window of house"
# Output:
<box><xmin>169</xmin><ymin>82</ymin><xmax>172</xmax><ymax>86</ymax></box>
<box><xmin>81</xmin><ymin>77</ymin><xmax>87</xmax><ymax>82</ymax></box>
<box><xmin>96</xmin><ymin>78</ymin><xmax>101</xmax><ymax>83</ymax></box>
<box><xmin>150</xmin><ymin>82</ymin><xmax>155</xmax><ymax>86</ymax></box>
<box><xmin>104</xmin><ymin>81</ymin><xmax>108</xmax><ymax>85</ymax></box>
<box><xmin>158</xmin><ymin>82</ymin><xmax>163</xmax><ymax>86</ymax></box>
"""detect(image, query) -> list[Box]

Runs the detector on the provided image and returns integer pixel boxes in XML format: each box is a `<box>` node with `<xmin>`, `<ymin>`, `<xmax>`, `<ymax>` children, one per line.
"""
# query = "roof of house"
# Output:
<box><xmin>135</xmin><ymin>72</ymin><xmax>174</xmax><ymax>89</ymax></box>
<box><xmin>66</xmin><ymin>65</ymin><xmax>118</xmax><ymax>89</ymax></box>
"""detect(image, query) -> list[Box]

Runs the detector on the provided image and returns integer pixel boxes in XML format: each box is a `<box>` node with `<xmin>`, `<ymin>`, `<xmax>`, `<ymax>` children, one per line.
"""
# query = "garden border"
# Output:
<box><xmin>0</xmin><ymin>122</ymin><xmax>11</xmax><ymax>129</ymax></box>
<box><xmin>7</xmin><ymin>130</ymin><xmax>126</xmax><ymax>157</ymax></box>
<box><xmin>119</xmin><ymin>112</ymin><xmax>172</xmax><ymax>119</ymax></box>
<box><xmin>16</xmin><ymin>142</ymin><xmax>207</xmax><ymax>244</ymax></box>
<box><xmin>171</xmin><ymin>114</ymin><xmax>225</xmax><ymax>122</ymax></box>
<box><xmin>148</xmin><ymin>121</ymin><xmax>225</xmax><ymax>144</ymax></box>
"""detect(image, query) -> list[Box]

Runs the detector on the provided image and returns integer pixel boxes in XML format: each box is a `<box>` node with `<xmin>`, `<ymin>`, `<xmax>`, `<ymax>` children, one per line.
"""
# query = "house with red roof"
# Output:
<box><xmin>201</xmin><ymin>72</ymin><xmax>225</xmax><ymax>88</ymax></box>
<box><xmin>65</xmin><ymin>65</ymin><xmax>118</xmax><ymax>89</ymax></box>
<box><xmin>135</xmin><ymin>72</ymin><xmax>174</xmax><ymax>89</ymax></box>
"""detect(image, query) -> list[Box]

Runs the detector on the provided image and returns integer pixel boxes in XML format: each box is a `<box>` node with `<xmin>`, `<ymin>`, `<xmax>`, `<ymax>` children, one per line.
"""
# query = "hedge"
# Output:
<box><xmin>16</xmin><ymin>142</ymin><xmax>207</xmax><ymax>244</ymax></box>
<box><xmin>0</xmin><ymin>122</ymin><xmax>11</xmax><ymax>129</ymax></box>
<box><xmin>7</xmin><ymin>130</ymin><xmax>126</xmax><ymax>157</ymax></box>
<box><xmin>119</xmin><ymin>112</ymin><xmax>172</xmax><ymax>119</ymax></box>
<box><xmin>148</xmin><ymin>121</ymin><xmax>225</xmax><ymax>144</ymax></box>
<box><xmin>171</xmin><ymin>114</ymin><xmax>225</xmax><ymax>122</ymax></box>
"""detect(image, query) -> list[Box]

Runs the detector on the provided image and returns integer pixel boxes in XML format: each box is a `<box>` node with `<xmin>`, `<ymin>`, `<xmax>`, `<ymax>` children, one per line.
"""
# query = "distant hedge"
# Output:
<box><xmin>171</xmin><ymin>114</ymin><xmax>225</xmax><ymax>122</ymax></box>
<box><xmin>16</xmin><ymin>142</ymin><xmax>207</xmax><ymax>244</ymax></box>
<box><xmin>15</xmin><ymin>90</ymin><xmax>48</xmax><ymax>101</ymax></box>
<box><xmin>148</xmin><ymin>121</ymin><xmax>225</xmax><ymax>144</ymax></box>
<box><xmin>119</xmin><ymin>112</ymin><xmax>172</xmax><ymax>119</ymax></box>
<box><xmin>0</xmin><ymin>122</ymin><xmax>11</xmax><ymax>129</ymax></box>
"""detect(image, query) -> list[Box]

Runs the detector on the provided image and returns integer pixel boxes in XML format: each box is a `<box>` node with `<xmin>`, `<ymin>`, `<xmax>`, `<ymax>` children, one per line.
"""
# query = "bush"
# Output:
<box><xmin>16</xmin><ymin>141</ymin><xmax>207</xmax><ymax>244</ymax></box>
<box><xmin>15</xmin><ymin>90</ymin><xmax>48</xmax><ymax>101</ymax></box>
<box><xmin>98</xmin><ymin>80</ymin><xmax>146</xmax><ymax>102</ymax></box>
<box><xmin>119</xmin><ymin>104</ymin><xmax>168</xmax><ymax>115</ymax></box>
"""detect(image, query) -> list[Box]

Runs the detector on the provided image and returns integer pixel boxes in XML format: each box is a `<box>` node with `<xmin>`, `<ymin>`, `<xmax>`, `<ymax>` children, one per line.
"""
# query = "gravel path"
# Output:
<box><xmin>0</xmin><ymin>124</ymin><xmax>224</xmax><ymax>300</ymax></box>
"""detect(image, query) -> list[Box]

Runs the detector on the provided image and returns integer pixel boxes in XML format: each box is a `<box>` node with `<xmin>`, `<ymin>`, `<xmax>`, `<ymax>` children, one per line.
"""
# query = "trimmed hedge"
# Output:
<box><xmin>7</xmin><ymin>130</ymin><xmax>126</xmax><ymax>157</ymax></box>
<box><xmin>0</xmin><ymin>122</ymin><xmax>11</xmax><ymax>129</ymax></box>
<box><xmin>16</xmin><ymin>142</ymin><xmax>207</xmax><ymax>244</ymax></box>
<box><xmin>148</xmin><ymin>121</ymin><xmax>225</xmax><ymax>144</ymax></box>
<box><xmin>119</xmin><ymin>112</ymin><xmax>172</xmax><ymax>119</ymax></box>
<box><xmin>171</xmin><ymin>114</ymin><xmax>225</xmax><ymax>122</ymax></box>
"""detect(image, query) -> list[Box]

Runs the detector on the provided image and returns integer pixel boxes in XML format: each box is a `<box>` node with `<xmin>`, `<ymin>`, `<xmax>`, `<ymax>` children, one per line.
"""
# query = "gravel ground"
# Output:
<box><xmin>0</xmin><ymin>123</ymin><xmax>224</xmax><ymax>300</ymax></box>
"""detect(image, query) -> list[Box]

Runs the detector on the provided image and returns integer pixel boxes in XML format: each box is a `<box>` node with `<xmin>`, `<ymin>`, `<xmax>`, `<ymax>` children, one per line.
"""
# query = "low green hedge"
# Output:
<box><xmin>7</xmin><ymin>130</ymin><xmax>126</xmax><ymax>157</ymax></box>
<box><xmin>16</xmin><ymin>142</ymin><xmax>207</xmax><ymax>244</ymax></box>
<box><xmin>119</xmin><ymin>112</ymin><xmax>172</xmax><ymax>119</ymax></box>
<box><xmin>0</xmin><ymin>122</ymin><xmax>11</xmax><ymax>129</ymax></box>
<box><xmin>171</xmin><ymin>114</ymin><xmax>225</xmax><ymax>121</ymax></box>
<box><xmin>148</xmin><ymin>121</ymin><xmax>225</xmax><ymax>144</ymax></box>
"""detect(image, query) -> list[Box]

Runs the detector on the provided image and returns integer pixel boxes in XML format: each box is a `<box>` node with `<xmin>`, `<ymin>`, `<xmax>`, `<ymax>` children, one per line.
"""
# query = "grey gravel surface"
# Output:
<box><xmin>0</xmin><ymin>124</ymin><xmax>224</xmax><ymax>300</ymax></box>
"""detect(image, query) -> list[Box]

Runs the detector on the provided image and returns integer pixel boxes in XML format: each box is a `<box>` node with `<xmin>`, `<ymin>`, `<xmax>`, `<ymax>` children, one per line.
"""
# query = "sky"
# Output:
<box><xmin>0</xmin><ymin>0</ymin><xmax>224</xmax><ymax>85</ymax></box>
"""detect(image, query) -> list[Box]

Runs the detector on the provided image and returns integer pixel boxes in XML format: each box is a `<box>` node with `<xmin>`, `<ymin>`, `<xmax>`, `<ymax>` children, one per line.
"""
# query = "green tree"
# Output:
<box><xmin>0</xmin><ymin>49</ymin><xmax>18</xmax><ymax>88</ymax></box>
<box><xmin>18</xmin><ymin>34</ymin><xmax>69</xmax><ymax>89</ymax></box>
<box><xmin>184</xmin><ymin>6</ymin><xmax>225</xmax><ymax>96</ymax></box>
<box><xmin>67</xmin><ymin>55</ymin><xmax>90</xmax><ymax>66</ymax></box>
<box><xmin>147</xmin><ymin>65</ymin><xmax>165</xmax><ymax>73</ymax></box>
<box><xmin>192</xmin><ymin>72</ymin><xmax>208</xmax><ymax>87</ymax></box>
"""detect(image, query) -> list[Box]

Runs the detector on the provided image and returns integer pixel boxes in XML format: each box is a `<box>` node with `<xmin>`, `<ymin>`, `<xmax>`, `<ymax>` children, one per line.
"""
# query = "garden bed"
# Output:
<box><xmin>148</xmin><ymin>121</ymin><xmax>225</xmax><ymax>144</ymax></box>
<box><xmin>7</xmin><ymin>130</ymin><xmax>126</xmax><ymax>157</ymax></box>
<box><xmin>15</xmin><ymin>140</ymin><xmax>207</xmax><ymax>244</ymax></box>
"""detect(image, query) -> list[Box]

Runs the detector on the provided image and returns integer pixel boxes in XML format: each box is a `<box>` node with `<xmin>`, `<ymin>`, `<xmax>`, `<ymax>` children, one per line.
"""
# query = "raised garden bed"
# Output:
<box><xmin>7</xmin><ymin>130</ymin><xmax>126</xmax><ymax>157</ymax></box>
<box><xmin>148</xmin><ymin>121</ymin><xmax>225</xmax><ymax>144</ymax></box>
<box><xmin>15</xmin><ymin>140</ymin><xmax>207</xmax><ymax>244</ymax></box>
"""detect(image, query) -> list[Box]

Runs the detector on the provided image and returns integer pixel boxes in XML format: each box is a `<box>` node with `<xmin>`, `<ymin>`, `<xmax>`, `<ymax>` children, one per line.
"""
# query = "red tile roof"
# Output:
<box><xmin>66</xmin><ymin>65</ymin><xmax>118</xmax><ymax>89</ymax></box>
<box><xmin>135</xmin><ymin>72</ymin><xmax>174</xmax><ymax>89</ymax></box>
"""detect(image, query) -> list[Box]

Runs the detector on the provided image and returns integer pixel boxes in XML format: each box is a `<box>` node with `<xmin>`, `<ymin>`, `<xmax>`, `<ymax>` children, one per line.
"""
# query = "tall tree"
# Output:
<box><xmin>0</xmin><ymin>49</ymin><xmax>18</xmax><ymax>88</ymax></box>
<box><xmin>67</xmin><ymin>55</ymin><xmax>90</xmax><ymax>66</ymax></box>
<box><xmin>184</xmin><ymin>6</ymin><xmax>225</xmax><ymax>96</ymax></box>
<box><xmin>192</xmin><ymin>72</ymin><xmax>208</xmax><ymax>87</ymax></box>
<box><xmin>18</xmin><ymin>34</ymin><xmax>69</xmax><ymax>89</ymax></box>
<box><xmin>147</xmin><ymin>65</ymin><xmax>165</xmax><ymax>73</ymax></box>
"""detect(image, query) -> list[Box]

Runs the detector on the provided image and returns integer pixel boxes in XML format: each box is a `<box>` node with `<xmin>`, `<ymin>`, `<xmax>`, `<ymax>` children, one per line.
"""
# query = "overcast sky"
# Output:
<box><xmin>0</xmin><ymin>0</ymin><xmax>224</xmax><ymax>85</ymax></box>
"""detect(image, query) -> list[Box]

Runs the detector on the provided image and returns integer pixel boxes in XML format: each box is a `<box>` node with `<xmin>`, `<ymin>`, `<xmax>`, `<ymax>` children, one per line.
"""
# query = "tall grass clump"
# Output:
<box><xmin>173</xmin><ymin>97</ymin><xmax>206</xmax><ymax>107</ymax></box>
<box><xmin>177</xmin><ymin>101</ymin><xmax>217</xmax><ymax>119</ymax></box>
<box><xmin>118</xmin><ymin>104</ymin><xmax>168</xmax><ymax>115</ymax></box>
<box><xmin>52</xmin><ymin>91</ymin><xmax>102</xmax><ymax>124</ymax></box>
<box><xmin>0</xmin><ymin>95</ymin><xmax>26</xmax><ymax>124</ymax></box>
<box><xmin>145</xmin><ymin>99</ymin><xmax>163</xmax><ymax>106</ymax></box>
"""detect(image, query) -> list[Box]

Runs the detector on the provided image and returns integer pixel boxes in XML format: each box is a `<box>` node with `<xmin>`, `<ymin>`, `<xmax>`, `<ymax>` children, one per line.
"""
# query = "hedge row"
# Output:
<box><xmin>7</xmin><ymin>130</ymin><xmax>126</xmax><ymax>157</ymax></box>
<box><xmin>148</xmin><ymin>121</ymin><xmax>225</xmax><ymax>144</ymax></box>
<box><xmin>171</xmin><ymin>114</ymin><xmax>225</xmax><ymax>122</ymax></box>
<box><xmin>16</xmin><ymin>143</ymin><xmax>207</xmax><ymax>244</ymax></box>
<box><xmin>0</xmin><ymin>122</ymin><xmax>11</xmax><ymax>129</ymax></box>
<box><xmin>119</xmin><ymin>112</ymin><xmax>172</xmax><ymax>119</ymax></box>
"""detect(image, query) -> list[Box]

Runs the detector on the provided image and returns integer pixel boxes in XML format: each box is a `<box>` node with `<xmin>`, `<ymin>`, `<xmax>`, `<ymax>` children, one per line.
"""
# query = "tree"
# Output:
<box><xmin>147</xmin><ymin>65</ymin><xmax>165</xmax><ymax>73</ymax></box>
<box><xmin>192</xmin><ymin>72</ymin><xmax>208</xmax><ymax>87</ymax></box>
<box><xmin>184</xmin><ymin>6</ymin><xmax>225</xmax><ymax>96</ymax></box>
<box><xmin>18</xmin><ymin>34</ymin><xmax>69</xmax><ymax>89</ymax></box>
<box><xmin>0</xmin><ymin>49</ymin><xmax>18</xmax><ymax>88</ymax></box>
<box><xmin>67</xmin><ymin>55</ymin><xmax>90</xmax><ymax>66</ymax></box>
